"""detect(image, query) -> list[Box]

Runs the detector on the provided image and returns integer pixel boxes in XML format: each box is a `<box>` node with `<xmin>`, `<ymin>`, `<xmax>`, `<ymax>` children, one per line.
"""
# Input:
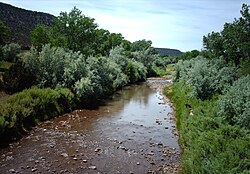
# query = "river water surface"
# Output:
<box><xmin>0</xmin><ymin>81</ymin><xmax>180</xmax><ymax>174</ymax></box>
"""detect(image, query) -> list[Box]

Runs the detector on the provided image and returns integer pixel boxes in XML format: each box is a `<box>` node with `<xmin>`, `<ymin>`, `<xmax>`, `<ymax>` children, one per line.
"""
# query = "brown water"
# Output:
<box><xmin>0</xmin><ymin>82</ymin><xmax>180</xmax><ymax>174</ymax></box>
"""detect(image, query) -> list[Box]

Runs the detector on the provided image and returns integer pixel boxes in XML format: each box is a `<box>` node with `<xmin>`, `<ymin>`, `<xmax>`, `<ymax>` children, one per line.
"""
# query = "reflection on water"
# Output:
<box><xmin>0</xmin><ymin>83</ymin><xmax>180</xmax><ymax>174</ymax></box>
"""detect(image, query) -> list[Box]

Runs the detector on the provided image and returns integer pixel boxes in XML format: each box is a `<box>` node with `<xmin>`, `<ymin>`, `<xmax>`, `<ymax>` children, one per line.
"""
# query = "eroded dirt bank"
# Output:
<box><xmin>0</xmin><ymin>80</ymin><xmax>179</xmax><ymax>174</ymax></box>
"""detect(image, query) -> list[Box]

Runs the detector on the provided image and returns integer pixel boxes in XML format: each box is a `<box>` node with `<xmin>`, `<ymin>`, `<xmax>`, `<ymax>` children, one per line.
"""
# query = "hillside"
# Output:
<box><xmin>0</xmin><ymin>2</ymin><xmax>54</xmax><ymax>48</ymax></box>
<box><xmin>0</xmin><ymin>2</ymin><xmax>182</xmax><ymax>54</ymax></box>
<box><xmin>154</xmin><ymin>47</ymin><xmax>183</xmax><ymax>57</ymax></box>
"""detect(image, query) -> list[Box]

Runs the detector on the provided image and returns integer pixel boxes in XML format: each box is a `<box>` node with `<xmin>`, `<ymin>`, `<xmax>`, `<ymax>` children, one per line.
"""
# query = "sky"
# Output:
<box><xmin>0</xmin><ymin>0</ymin><xmax>248</xmax><ymax>52</ymax></box>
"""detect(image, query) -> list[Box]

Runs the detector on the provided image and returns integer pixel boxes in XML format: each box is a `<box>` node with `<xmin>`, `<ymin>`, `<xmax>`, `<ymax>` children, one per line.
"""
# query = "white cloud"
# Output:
<box><xmin>0</xmin><ymin>0</ymin><xmax>247</xmax><ymax>51</ymax></box>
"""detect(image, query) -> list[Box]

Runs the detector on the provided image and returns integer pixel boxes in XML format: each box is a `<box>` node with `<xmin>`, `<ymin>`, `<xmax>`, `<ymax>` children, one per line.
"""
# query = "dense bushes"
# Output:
<box><xmin>218</xmin><ymin>75</ymin><xmax>250</xmax><ymax>129</ymax></box>
<box><xmin>174</xmin><ymin>57</ymin><xmax>238</xmax><ymax>100</ymax></box>
<box><xmin>1</xmin><ymin>43</ymin><xmax>21</xmax><ymax>62</ymax></box>
<box><xmin>2</xmin><ymin>61</ymin><xmax>35</xmax><ymax>93</ymax></box>
<box><xmin>167</xmin><ymin>52</ymin><xmax>250</xmax><ymax>173</ymax></box>
<box><xmin>165</xmin><ymin>81</ymin><xmax>250</xmax><ymax>174</ymax></box>
<box><xmin>0</xmin><ymin>87</ymin><xmax>74</xmax><ymax>140</ymax></box>
<box><xmin>23</xmin><ymin>44</ymin><xmax>154</xmax><ymax>101</ymax></box>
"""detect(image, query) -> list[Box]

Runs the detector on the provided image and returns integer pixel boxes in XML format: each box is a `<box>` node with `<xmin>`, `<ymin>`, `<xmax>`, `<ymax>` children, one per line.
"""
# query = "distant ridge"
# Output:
<box><xmin>154</xmin><ymin>47</ymin><xmax>183</xmax><ymax>57</ymax></box>
<box><xmin>0</xmin><ymin>2</ymin><xmax>54</xmax><ymax>47</ymax></box>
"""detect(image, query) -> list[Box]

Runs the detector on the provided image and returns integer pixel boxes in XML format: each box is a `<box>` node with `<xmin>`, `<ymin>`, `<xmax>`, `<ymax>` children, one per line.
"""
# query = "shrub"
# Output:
<box><xmin>174</xmin><ymin>57</ymin><xmax>238</xmax><ymax>100</ymax></box>
<box><xmin>0</xmin><ymin>87</ymin><xmax>74</xmax><ymax>140</ymax></box>
<box><xmin>74</xmin><ymin>77</ymin><xmax>94</xmax><ymax>100</ymax></box>
<box><xmin>25</xmin><ymin>44</ymin><xmax>69</xmax><ymax>88</ymax></box>
<box><xmin>62</xmin><ymin>51</ymin><xmax>89</xmax><ymax>88</ymax></box>
<box><xmin>1</xmin><ymin>43</ymin><xmax>21</xmax><ymax>62</ymax></box>
<box><xmin>165</xmin><ymin>82</ymin><xmax>250</xmax><ymax>174</ymax></box>
<box><xmin>126</xmin><ymin>60</ymin><xmax>147</xmax><ymax>83</ymax></box>
<box><xmin>108</xmin><ymin>46</ymin><xmax>129</xmax><ymax>72</ymax></box>
<box><xmin>218</xmin><ymin>75</ymin><xmax>250</xmax><ymax>129</ymax></box>
<box><xmin>87</xmin><ymin>56</ymin><xmax>128</xmax><ymax>97</ymax></box>
<box><xmin>2</xmin><ymin>61</ymin><xmax>36</xmax><ymax>94</ymax></box>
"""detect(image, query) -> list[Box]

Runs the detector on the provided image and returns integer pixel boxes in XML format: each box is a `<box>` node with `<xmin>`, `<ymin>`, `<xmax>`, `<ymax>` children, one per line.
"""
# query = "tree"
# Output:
<box><xmin>131</xmin><ymin>39</ymin><xmax>152</xmax><ymax>52</ymax></box>
<box><xmin>203</xmin><ymin>32</ymin><xmax>224</xmax><ymax>58</ymax></box>
<box><xmin>203</xmin><ymin>3</ymin><xmax>250</xmax><ymax>66</ymax></box>
<box><xmin>94</xmin><ymin>29</ymin><xmax>126</xmax><ymax>56</ymax></box>
<box><xmin>31</xmin><ymin>24</ymin><xmax>50</xmax><ymax>51</ymax></box>
<box><xmin>50</xmin><ymin>7</ymin><xmax>98</xmax><ymax>56</ymax></box>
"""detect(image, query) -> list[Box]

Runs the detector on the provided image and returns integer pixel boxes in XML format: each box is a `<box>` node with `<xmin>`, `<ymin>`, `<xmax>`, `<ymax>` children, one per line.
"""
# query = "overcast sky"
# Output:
<box><xmin>1</xmin><ymin>0</ymin><xmax>248</xmax><ymax>51</ymax></box>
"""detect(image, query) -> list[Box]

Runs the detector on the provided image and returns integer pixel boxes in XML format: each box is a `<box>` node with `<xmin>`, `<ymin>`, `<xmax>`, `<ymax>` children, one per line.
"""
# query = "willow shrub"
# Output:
<box><xmin>174</xmin><ymin>57</ymin><xmax>238</xmax><ymax>100</ymax></box>
<box><xmin>165</xmin><ymin>82</ymin><xmax>250</xmax><ymax>174</ymax></box>
<box><xmin>1</xmin><ymin>43</ymin><xmax>21</xmax><ymax>62</ymax></box>
<box><xmin>218</xmin><ymin>75</ymin><xmax>250</xmax><ymax>129</ymax></box>
<box><xmin>0</xmin><ymin>87</ymin><xmax>74</xmax><ymax>140</ymax></box>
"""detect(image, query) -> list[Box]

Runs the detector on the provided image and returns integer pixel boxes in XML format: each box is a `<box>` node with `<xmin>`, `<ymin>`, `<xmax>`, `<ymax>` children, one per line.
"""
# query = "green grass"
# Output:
<box><xmin>164</xmin><ymin>81</ymin><xmax>250</xmax><ymax>174</ymax></box>
<box><xmin>0</xmin><ymin>87</ymin><xmax>75</xmax><ymax>141</ymax></box>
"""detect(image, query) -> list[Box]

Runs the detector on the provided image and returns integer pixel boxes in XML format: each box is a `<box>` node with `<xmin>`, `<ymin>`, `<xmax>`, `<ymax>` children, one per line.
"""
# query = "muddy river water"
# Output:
<box><xmin>0</xmin><ymin>80</ymin><xmax>180</xmax><ymax>174</ymax></box>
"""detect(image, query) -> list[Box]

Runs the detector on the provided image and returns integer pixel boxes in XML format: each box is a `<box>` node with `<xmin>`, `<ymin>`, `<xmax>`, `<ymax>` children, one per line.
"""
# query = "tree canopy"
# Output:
<box><xmin>203</xmin><ymin>3</ymin><xmax>250</xmax><ymax>66</ymax></box>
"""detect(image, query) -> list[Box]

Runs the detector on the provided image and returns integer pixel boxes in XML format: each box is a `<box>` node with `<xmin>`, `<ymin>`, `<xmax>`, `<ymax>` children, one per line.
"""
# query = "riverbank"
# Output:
<box><xmin>146</xmin><ymin>77</ymin><xmax>180</xmax><ymax>173</ymax></box>
<box><xmin>164</xmin><ymin>81</ymin><xmax>250</xmax><ymax>173</ymax></box>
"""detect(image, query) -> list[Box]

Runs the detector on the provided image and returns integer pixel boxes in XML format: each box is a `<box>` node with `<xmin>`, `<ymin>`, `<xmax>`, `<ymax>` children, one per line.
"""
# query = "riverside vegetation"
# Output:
<box><xmin>0</xmin><ymin>7</ymin><xmax>171</xmax><ymax>143</ymax></box>
<box><xmin>0</xmin><ymin>2</ymin><xmax>249</xmax><ymax>173</ymax></box>
<box><xmin>165</xmin><ymin>4</ymin><xmax>250</xmax><ymax>174</ymax></box>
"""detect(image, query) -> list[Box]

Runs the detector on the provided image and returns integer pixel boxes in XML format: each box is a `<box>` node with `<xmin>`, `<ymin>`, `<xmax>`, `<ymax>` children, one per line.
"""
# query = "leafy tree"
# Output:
<box><xmin>174</xmin><ymin>57</ymin><xmax>238</xmax><ymax>100</ymax></box>
<box><xmin>203</xmin><ymin>3</ymin><xmax>250</xmax><ymax>66</ymax></box>
<box><xmin>126</xmin><ymin>60</ymin><xmax>147</xmax><ymax>83</ymax></box>
<box><xmin>203</xmin><ymin>32</ymin><xmax>224</xmax><ymax>58</ymax></box>
<box><xmin>50</xmin><ymin>7</ymin><xmax>98</xmax><ymax>56</ymax></box>
<box><xmin>94</xmin><ymin>29</ymin><xmax>125</xmax><ymax>56</ymax></box>
<box><xmin>131</xmin><ymin>39</ymin><xmax>152</xmax><ymax>52</ymax></box>
<box><xmin>31</xmin><ymin>24</ymin><xmax>50</xmax><ymax>51</ymax></box>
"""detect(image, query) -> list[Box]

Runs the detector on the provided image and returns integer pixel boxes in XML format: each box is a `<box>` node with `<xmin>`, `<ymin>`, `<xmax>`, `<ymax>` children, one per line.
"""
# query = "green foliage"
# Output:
<box><xmin>108</xmin><ymin>46</ymin><xmax>129</xmax><ymax>71</ymax></box>
<box><xmin>25</xmin><ymin>44</ymin><xmax>68</xmax><ymax>88</ymax></box>
<box><xmin>130</xmin><ymin>39</ymin><xmax>152</xmax><ymax>52</ymax></box>
<box><xmin>125</xmin><ymin>60</ymin><xmax>147</xmax><ymax>83</ymax></box>
<box><xmin>240</xmin><ymin>60</ymin><xmax>250</xmax><ymax>76</ymax></box>
<box><xmin>218</xmin><ymin>75</ymin><xmax>250</xmax><ymax>129</ymax></box>
<box><xmin>86</xmin><ymin>56</ymin><xmax>128</xmax><ymax>97</ymax></box>
<box><xmin>0</xmin><ymin>61</ymin><xmax>13</xmax><ymax>72</ymax></box>
<box><xmin>1</xmin><ymin>43</ymin><xmax>21</xmax><ymax>62</ymax></box>
<box><xmin>50</xmin><ymin>7</ymin><xmax>98</xmax><ymax>56</ymax></box>
<box><xmin>74</xmin><ymin>77</ymin><xmax>94</xmax><ymax>100</ymax></box>
<box><xmin>2</xmin><ymin>61</ymin><xmax>35</xmax><ymax>94</ymax></box>
<box><xmin>62</xmin><ymin>52</ymin><xmax>89</xmax><ymax>88</ymax></box>
<box><xmin>203</xmin><ymin>4</ymin><xmax>250</xmax><ymax>66</ymax></box>
<box><xmin>31</xmin><ymin>24</ymin><xmax>50</xmax><ymax>51</ymax></box>
<box><xmin>132</xmin><ymin>47</ymin><xmax>158</xmax><ymax>76</ymax></box>
<box><xmin>165</xmin><ymin>82</ymin><xmax>250</xmax><ymax>174</ymax></box>
<box><xmin>0</xmin><ymin>87</ymin><xmax>74</xmax><ymax>139</ymax></box>
<box><xmin>174</xmin><ymin>57</ymin><xmax>238</xmax><ymax>100</ymax></box>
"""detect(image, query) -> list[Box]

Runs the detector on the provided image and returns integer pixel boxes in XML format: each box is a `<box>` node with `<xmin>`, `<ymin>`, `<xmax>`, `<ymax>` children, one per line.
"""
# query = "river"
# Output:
<box><xmin>0</xmin><ymin>80</ymin><xmax>180</xmax><ymax>174</ymax></box>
